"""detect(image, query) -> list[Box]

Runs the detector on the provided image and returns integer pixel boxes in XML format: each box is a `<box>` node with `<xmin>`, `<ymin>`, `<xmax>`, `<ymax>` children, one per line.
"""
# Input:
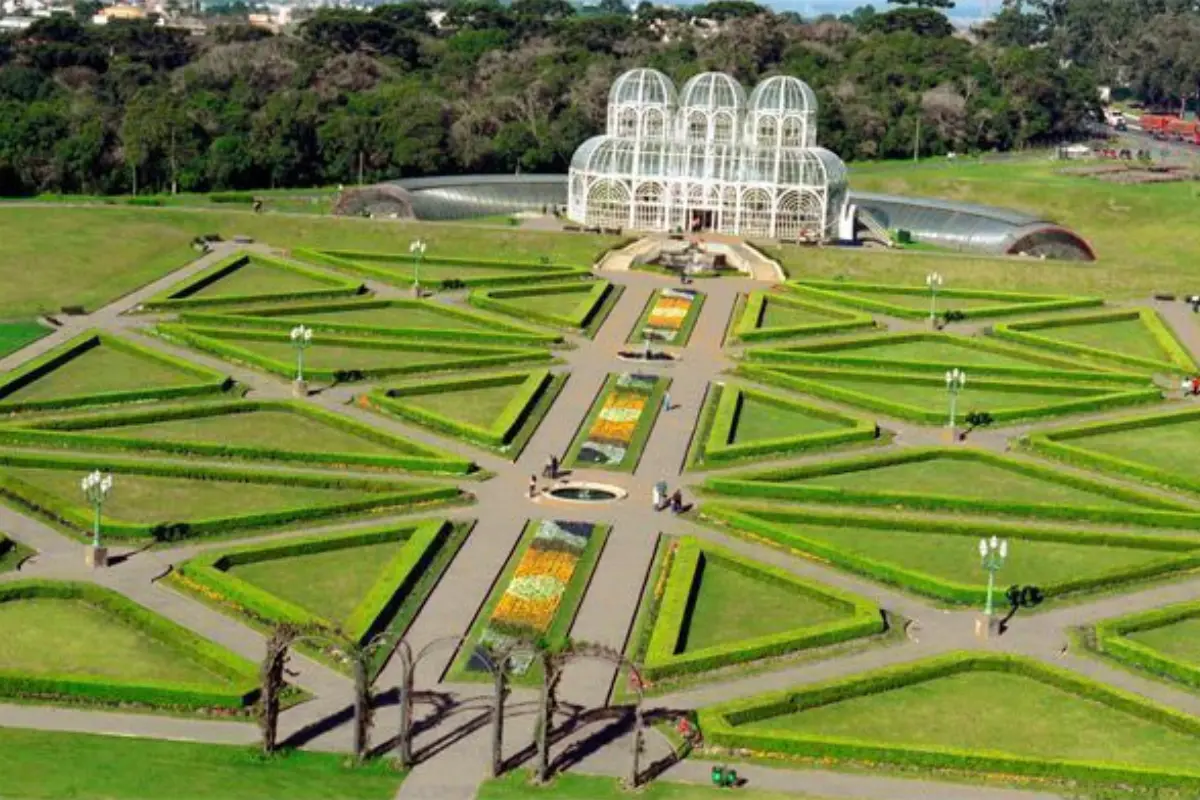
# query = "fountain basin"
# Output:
<box><xmin>541</xmin><ymin>482</ymin><xmax>627</xmax><ymax>504</ymax></box>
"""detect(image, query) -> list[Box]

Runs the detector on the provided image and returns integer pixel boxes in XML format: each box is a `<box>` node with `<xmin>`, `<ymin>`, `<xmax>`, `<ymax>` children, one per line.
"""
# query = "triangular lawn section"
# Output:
<box><xmin>800</xmin><ymin>337</ymin><xmax>1075</xmax><ymax>370</ymax></box>
<box><xmin>400</xmin><ymin>382</ymin><xmax>526</xmax><ymax>427</ymax></box>
<box><xmin>777</xmin><ymin>455</ymin><xmax>1141</xmax><ymax>509</ymax></box>
<box><xmin>729</xmin><ymin>510</ymin><xmax>1180</xmax><ymax>591</ymax></box>
<box><xmin>714</xmin><ymin>653</ymin><xmax>1200</xmax><ymax>782</ymax></box>
<box><xmin>491</xmin><ymin>284</ymin><xmax>594</xmax><ymax>317</ymax></box>
<box><xmin>0</xmin><ymin>593</ymin><xmax>241</xmax><ymax>686</ymax></box>
<box><xmin>733</xmin><ymin>291</ymin><xmax>874</xmax><ymax>343</ymax></box>
<box><xmin>143</xmin><ymin>252</ymin><xmax>361</xmax><ymax>310</ymax></box>
<box><xmin>227</xmin><ymin>539</ymin><xmax>405</xmax><ymax>622</ymax></box>
<box><xmin>731</xmin><ymin>392</ymin><xmax>849</xmax><ymax>444</ymax></box>
<box><xmin>470</xmin><ymin>281</ymin><xmax>619</xmax><ymax>338</ymax></box>
<box><xmin>1042</xmin><ymin>318</ymin><xmax>1170</xmax><ymax>363</ymax></box>
<box><xmin>760</xmin><ymin>298</ymin><xmax>850</xmax><ymax>328</ymax></box>
<box><xmin>0</xmin><ymin>331</ymin><xmax>228</xmax><ymax>412</ymax></box>
<box><xmin>295</xmin><ymin>248</ymin><xmax>590</xmax><ymax>289</ymax></box>
<box><xmin>644</xmin><ymin>537</ymin><xmax>879</xmax><ymax>679</ymax></box>
<box><xmin>994</xmin><ymin>309</ymin><xmax>1197</xmax><ymax>374</ymax></box>
<box><xmin>1124</xmin><ymin>614</ymin><xmax>1200</xmax><ymax>665</ymax></box>
<box><xmin>189</xmin><ymin>261</ymin><xmax>333</xmax><ymax>299</ymax></box>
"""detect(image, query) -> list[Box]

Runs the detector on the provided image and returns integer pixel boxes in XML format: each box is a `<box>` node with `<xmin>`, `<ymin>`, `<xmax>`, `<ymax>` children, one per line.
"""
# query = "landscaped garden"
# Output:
<box><xmin>628</xmin><ymin>288</ymin><xmax>705</xmax><ymax>346</ymax></box>
<box><xmin>564</xmin><ymin>372</ymin><xmax>669</xmax><ymax>471</ymax></box>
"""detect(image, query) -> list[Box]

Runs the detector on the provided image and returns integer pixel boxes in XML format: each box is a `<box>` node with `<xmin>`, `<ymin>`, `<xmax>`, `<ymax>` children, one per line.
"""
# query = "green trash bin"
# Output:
<box><xmin>896</xmin><ymin>229</ymin><xmax>913</xmax><ymax>245</ymax></box>
<box><xmin>723</xmin><ymin>769</ymin><xmax>739</xmax><ymax>787</ymax></box>
<box><xmin>711</xmin><ymin>765</ymin><xmax>726</xmax><ymax>786</ymax></box>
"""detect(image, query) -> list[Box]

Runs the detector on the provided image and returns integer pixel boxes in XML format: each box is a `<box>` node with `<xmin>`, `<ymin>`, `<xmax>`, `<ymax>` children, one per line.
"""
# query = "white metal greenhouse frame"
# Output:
<box><xmin>568</xmin><ymin>69</ymin><xmax>849</xmax><ymax>240</ymax></box>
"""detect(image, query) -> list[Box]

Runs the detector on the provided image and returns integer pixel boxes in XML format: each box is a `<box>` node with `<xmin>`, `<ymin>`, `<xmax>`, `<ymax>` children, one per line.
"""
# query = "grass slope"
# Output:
<box><xmin>0</xmin><ymin>728</ymin><xmax>403</xmax><ymax>800</ymax></box>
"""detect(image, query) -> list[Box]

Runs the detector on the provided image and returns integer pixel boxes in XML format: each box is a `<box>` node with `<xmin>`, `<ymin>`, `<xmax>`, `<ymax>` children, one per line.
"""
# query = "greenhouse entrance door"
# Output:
<box><xmin>690</xmin><ymin>210</ymin><xmax>715</xmax><ymax>232</ymax></box>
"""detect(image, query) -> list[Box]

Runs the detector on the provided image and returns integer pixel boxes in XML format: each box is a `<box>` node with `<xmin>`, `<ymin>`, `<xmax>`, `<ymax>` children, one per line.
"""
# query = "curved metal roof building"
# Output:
<box><xmin>370</xmin><ymin>173</ymin><xmax>1093</xmax><ymax>261</ymax></box>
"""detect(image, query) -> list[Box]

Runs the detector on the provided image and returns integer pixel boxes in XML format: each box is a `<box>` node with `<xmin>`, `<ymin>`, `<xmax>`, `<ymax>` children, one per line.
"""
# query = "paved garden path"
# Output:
<box><xmin>5</xmin><ymin>249</ymin><xmax>1200</xmax><ymax>800</ymax></box>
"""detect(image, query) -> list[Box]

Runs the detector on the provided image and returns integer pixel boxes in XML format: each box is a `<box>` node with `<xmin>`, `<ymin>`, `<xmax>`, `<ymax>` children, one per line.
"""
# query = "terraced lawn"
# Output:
<box><xmin>96</xmin><ymin>411</ymin><xmax>399</xmax><ymax>455</ymax></box>
<box><xmin>3</xmin><ymin>345</ymin><xmax>200</xmax><ymax>402</ymax></box>
<box><xmin>5</xmin><ymin>467</ymin><xmax>373</xmax><ymax>521</ymax></box>
<box><xmin>0</xmin><ymin>597</ymin><xmax>230</xmax><ymax>685</ymax></box>
<box><xmin>1127</xmin><ymin>615</ymin><xmax>1200</xmax><ymax>663</ymax></box>
<box><xmin>1038</xmin><ymin>319</ymin><xmax>1167</xmax><ymax>362</ymax></box>
<box><xmin>746</xmin><ymin>670</ymin><xmax>1200</xmax><ymax>770</ymax></box>
<box><xmin>189</xmin><ymin>264</ymin><xmax>333</xmax><ymax>298</ymax></box>
<box><xmin>680</xmin><ymin>558</ymin><xmax>847</xmax><ymax>653</ymax></box>
<box><xmin>794</xmin><ymin>458</ymin><xmax>1139</xmax><ymax>508</ymax></box>
<box><xmin>731</xmin><ymin>396</ymin><xmax>847</xmax><ymax>443</ymax></box>
<box><xmin>758</xmin><ymin>520</ymin><xmax>1176</xmax><ymax>587</ymax></box>
<box><xmin>228</xmin><ymin>540</ymin><xmax>404</xmax><ymax>622</ymax></box>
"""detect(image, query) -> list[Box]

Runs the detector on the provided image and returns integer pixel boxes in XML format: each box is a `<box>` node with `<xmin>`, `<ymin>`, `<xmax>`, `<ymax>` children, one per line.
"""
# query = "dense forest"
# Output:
<box><xmin>0</xmin><ymin>0</ymin><xmax>1179</xmax><ymax>196</ymax></box>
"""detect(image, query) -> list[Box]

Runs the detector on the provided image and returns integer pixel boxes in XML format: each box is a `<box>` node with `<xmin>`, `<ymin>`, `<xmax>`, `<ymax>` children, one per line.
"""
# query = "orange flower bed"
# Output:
<box><xmin>514</xmin><ymin>549</ymin><xmax>578</xmax><ymax>584</ymax></box>
<box><xmin>590</xmin><ymin>419</ymin><xmax>637</xmax><ymax>442</ymax></box>
<box><xmin>492</xmin><ymin>593</ymin><xmax>558</xmax><ymax>631</ymax></box>
<box><xmin>604</xmin><ymin>395</ymin><xmax>646</xmax><ymax>412</ymax></box>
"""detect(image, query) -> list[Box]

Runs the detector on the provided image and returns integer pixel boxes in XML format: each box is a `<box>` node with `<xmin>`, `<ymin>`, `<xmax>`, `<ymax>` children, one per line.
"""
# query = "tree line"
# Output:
<box><xmin>0</xmin><ymin>0</ymin><xmax>1111</xmax><ymax>197</ymax></box>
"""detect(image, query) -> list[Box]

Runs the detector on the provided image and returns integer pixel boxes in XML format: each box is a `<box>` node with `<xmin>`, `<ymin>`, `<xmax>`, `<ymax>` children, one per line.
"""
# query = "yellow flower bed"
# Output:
<box><xmin>514</xmin><ymin>548</ymin><xmax>579</xmax><ymax>584</ymax></box>
<box><xmin>493</xmin><ymin>593</ymin><xmax>558</xmax><ymax>631</ymax></box>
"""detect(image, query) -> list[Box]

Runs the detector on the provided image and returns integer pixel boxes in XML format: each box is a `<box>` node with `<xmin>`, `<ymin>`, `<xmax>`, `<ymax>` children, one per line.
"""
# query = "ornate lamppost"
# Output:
<box><xmin>410</xmin><ymin>239</ymin><xmax>427</xmax><ymax>298</ymax></box>
<box><xmin>289</xmin><ymin>324</ymin><xmax>312</xmax><ymax>398</ymax></box>
<box><xmin>81</xmin><ymin>470</ymin><xmax>113</xmax><ymax>568</ymax></box>
<box><xmin>979</xmin><ymin>535</ymin><xmax>1008</xmax><ymax>618</ymax></box>
<box><xmin>945</xmin><ymin>368</ymin><xmax>966</xmax><ymax>435</ymax></box>
<box><xmin>926</xmin><ymin>271</ymin><xmax>943</xmax><ymax>324</ymax></box>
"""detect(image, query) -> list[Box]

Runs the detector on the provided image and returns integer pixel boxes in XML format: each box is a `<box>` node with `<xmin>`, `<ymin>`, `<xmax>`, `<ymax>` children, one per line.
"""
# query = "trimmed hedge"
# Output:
<box><xmin>627</xmin><ymin>289</ymin><xmax>707</xmax><ymax>347</ymax></box>
<box><xmin>176</xmin><ymin>519</ymin><xmax>451</xmax><ymax>646</ymax></box>
<box><xmin>0</xmin><ymin>451</ymin><xmax>461</xmax><ymax>541</ymax></box>
<box><xmin>742</xmin><ymin>330</ymin><xmax>1150</xmax><ymax>385</ymax></box>
<box><xmin>786</xmin><ymin>279</ymin><xmax>1102</xmax><ymax>321</ymax></box>
<box><xmin>177</xmin><ymin>299</ymin><xmax>562</xmax><ymax>347</ymax></box>
<box><xmin>732</xmin><ymin>291</ymin><xmax>876</xmax><ymax>343</ymax></box>
<box><xmin>0</xmin><ymin>330</ymin><xmax>231</xmax><ymax>414</ymax></box>
<box><xmin>641</xmin><ymin>537</ymin><xmax>881</xmax><ymax>680</ymax></box>
<box><xmin>367</xmin><ymin>369</ymin><xmax>561</xmax><ymax>455</ymax></box>
<box><xmin>468</xmin><ymin>280</ymin><xmax>620</xmax><ymax>335</ymax></box>
<box><xmin>1030</xmin><ymin>410</ymin><xmax>1200</xmax><ymax>498</ymax></box>
<box><xmin>0</xmin><ymin>400</ymin><xmax>474</xmax><ymax>475</ymax></box>
<box><xmin>699</xmin><ymin>651</ymin><xmax>1200</xmax><ymax>790</ymax></box>
<box><xmin>700</xmin><ymin>503</ymin><xmax>1200</xmax><ymax>606</ymax></box>
<box><xmin>991</xmin><ymin>308</ymin><xmax>1198</xmax><ymax>374</ymax></box>
<box><xmin>700</xmin><ymin>446</ymin><xmax>1200</xmax><ymax>529</ymax></box>
<box><xmin>691</xmin><ymin>382</ymin><xmax>876</xmax><ymax>468</ymax></box>
<box><xmin>141</xmin><ymin>251</ymin><xmax>365</xmax><ymax>311</ymax></box>
<box><xmin>737</xmin><ymin>363</ymin><xmax>1162</xmax><ymax>427</ymax></box>
<box><xmin>1095</xmin><ymin>601</ymin><xmax>1200</xmax><ymax>690</ymax></box>
<box><xmin>562</xmin><ymin>372</ymin><xmax>670</xmax><ymax>473</ymax></box>
<box><xmin>292</xmin><ymin>247</ymin><xmax>593</xmax><ymax>289</ymax></box>
<box><xmin>0</xmin><ymin>580</ymin><xmax>259</xmax><ymax>710</ymax></box>
<box><xmin>155</xmin><ymin>323</ymin><xmax>553</xmax><ymax>382</ymax></box>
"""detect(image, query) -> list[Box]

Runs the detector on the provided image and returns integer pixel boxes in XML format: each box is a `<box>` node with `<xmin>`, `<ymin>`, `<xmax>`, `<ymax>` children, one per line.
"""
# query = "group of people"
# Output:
<box><xmin>653</xmin><ymin>480</ymin><xmax>686</xmax><ymax>513</ymax></box>
<box><xmin>527</xmin><ymin>454</ymin><xmax>563</xmax><ymax>498</ymax></box>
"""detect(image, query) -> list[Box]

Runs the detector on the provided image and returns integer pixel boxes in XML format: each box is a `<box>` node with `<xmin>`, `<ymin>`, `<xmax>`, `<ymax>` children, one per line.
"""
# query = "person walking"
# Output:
<box><xmin>549</xmin><ymin>454</ymin><xmax>559</xmax><ymax>479</ymax></box>
<box><xmin>670</xmin><ymin>489</ymin><xmax>684</xmax><ymax>514</ymax></box>
<box><xmin>528</xmin><ymin>475</ymin><xmax>538</xmax><ymax>498</ymax></box>
<box><xmin>663</xmin><ymin>391</ymin><xmax>672</xmax><ymax>412</ymax></box>
<box><xmin>653</xmin><ymin>480</ymin><xmax>668</xmax><ymax>511</ymax></box>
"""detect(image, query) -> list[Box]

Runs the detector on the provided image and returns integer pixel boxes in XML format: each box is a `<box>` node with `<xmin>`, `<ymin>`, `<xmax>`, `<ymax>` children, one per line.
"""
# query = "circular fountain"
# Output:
<box><xmin>541</xmin><ymin>482</ymin><xmax>627</xmax><ymax>504</ymax></box>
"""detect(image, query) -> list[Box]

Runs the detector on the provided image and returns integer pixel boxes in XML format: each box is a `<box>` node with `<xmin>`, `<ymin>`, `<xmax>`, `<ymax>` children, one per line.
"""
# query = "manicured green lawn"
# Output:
<box><xmin>0</xmin><ymin>597</ymin><xmax>230</xmax><ymax>685</ymax></box>
<box><xmin>731</xmin><ymin>396</ymin><xmax>846</xmax><ymax>443</ymax></box>
<box><xmin>223</xmin><ymin>339</ymin><xmax>458</xmax><ymax>370</ymax></box>
<box><xmin>1127</xmin><ymin>615</ymin><xmax>1200</xmax><ymax>663</ymax></box>
<box><xmin>1037</xmin><ymin>319</ymin><xmax>1167</xmax><ymax>362</ymax></box>
<box><xmin>502</xmin><ymin>284</ymin><xmax>594</xmax><ymax>316</ymax></box>
<box><xmin>837</xmin><ymin>290</ymin><xmax>1005</xmax><ymax>311</ymax></box>
<box><xmin>189</xmin><ymin>263</ymin><xmax>334</xmax><ymax>298</ymax></box>
<box><xmin>765</xmin><ymin>521</ymin><xmax>1174</xmax><ymax>588</ymax></box>
<box><xmin>800</xmin><ymin>374</ymin><xmax>1102</xmax><ymax>411</ymax></box>
<box><xmin>680</xmin><ymin>558</ymin><xmax>847</xmax><ymax>653</ymax></box>
<box><xmin>747</xmin><ymin>670</ymin><xmax>1200</xmax><ymax>770</ymax></box>
<box><xmin>796</xmin><ymin>458</ymin><xmax>1138</xmax><ymax>508</ymax></box>
<box><xmin>229</xmin><ymin>540</ymin><xmax>404</xmax><ymax>622</ymax></box>
<box><xmin>760</xmin><ymin>299</ymin><xmax>845</xmax><ymax>328</ymax></box>
<box><xmin>3</xmin><ymin>345</ymin><xmax>200</xmax><ymax>402</ymax></box>
<box><xmin>0</xmin><ymin>206</ymin><xmax>615</xmax><ymax>319</ymax></box>
<box><xmin>0</xmin><ymin>536</ymin><xmax>32</xmax><ymax>572</ymax></box>
<box><xmin>0</xmin><ymin>728</ymin><xmax>404</xmax><ymax>800</ymax></box>
<box><xmin>280</xmin><ymin>305</ymin><xmax>493</xmax><ymax>330</ymax></box>
<box><xmin>334</xmin><ymin>259</ymin><xmax>538</xmax><ymax>282</ymax></box>
<box><xmin>0</xmin><ymin>321</ymin><xmax>48</xmax><ymax>359</ymax></box>
<box><xmin>400</xmin><ymin>382</ymin><xmax>526</xmax><ymax>428</ymax></box>
<box><xmin>101</xmin><ymin>410</ymin><xmax>400</xmax><ymax>455</ymax></box>
<box><xmin>813</xmin><ymin>339</ymin><xmax>1053</xmax><ymax>369</ymax></box>
<box><xmin>1061</xmin><ymin>419</ymin><xmax>1200</xmax><ymax>476</ymax></box>
<box><xmin>479</xmin><ymin>770</ymin><xmax>834</xmax><ymax>800</ymax></box>
<box><xmin>5</xmin><ymin>467</ymin><xmax>373</xmax><ymax>522</ymax></box>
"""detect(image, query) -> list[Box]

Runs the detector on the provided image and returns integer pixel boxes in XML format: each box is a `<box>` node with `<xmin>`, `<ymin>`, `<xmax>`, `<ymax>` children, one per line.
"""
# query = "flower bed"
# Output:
<box><xmin>565</xmin><ymin>373</ymin><xmax>668</xmax><ymax>471</ymax></box>
<box><xmin>636</xmin><ymin>289</ymin><xmax>702</xmax><ymax>345</ymax></box>
<box><xmin>455</xmin><ymin>520</ymin><xmax>608</xmax><ymax>679</ymax></box>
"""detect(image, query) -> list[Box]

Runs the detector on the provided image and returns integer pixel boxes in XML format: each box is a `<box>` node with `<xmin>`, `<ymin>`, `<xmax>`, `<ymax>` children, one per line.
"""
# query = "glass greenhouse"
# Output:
<box><xmin>568</xmin><ymin>69</ymin><xmax>849</xmax><ymax>240</ymax></box>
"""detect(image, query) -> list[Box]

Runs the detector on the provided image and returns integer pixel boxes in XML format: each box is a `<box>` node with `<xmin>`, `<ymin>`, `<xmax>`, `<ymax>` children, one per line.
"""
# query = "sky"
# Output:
<box><xmin>767</xmin><ymin>0</ymin><xmax>998</xmax><ymax>23</ymax></box>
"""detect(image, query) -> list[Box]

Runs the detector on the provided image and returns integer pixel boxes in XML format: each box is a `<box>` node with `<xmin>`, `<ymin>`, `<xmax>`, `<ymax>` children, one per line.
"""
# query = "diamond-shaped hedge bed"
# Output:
<box><xmin>729</xmin><ymin>290</ymin><xmax>875</xmax><ymax>344</ymax></box>
<box><xmin>468</xmin><ymin>280</ymin><xmax>623</xmax><ymax>338</ymax></box>
<box><xmin>291</xmin><ymin>248</ymin><xmax>593</xmax><ymax>290</ymax></box>
<box><xmin>1093</xmin><ymin>600</ymin><xmax>1200</xmax><ymax>692</ymax></box>
<box><xmin>0</xmin><ymin>331</ymin><xmax>230</xmax><ymax>413</ymax></box>
<box><xmin>786</xmin><ymin>279</ymin><xmax>1101</xmax><ymax>321</ymax></box>
<box><xmin>0</xmin><ymin>400</ymin><xmax>474</xmax><ymax>475</ymax></box>
<box><xmin>699</xmin><ymin>652</ymin><xmax>1200</xmax><ymax>790</ymax></box>
<box><xmin>628</xmin><ymin>536</ymin><xmax>881</xmax><ymax>683</ymax></box>
<box><xmin>0</xmin><ymin>451</ymin><xmax>460</xmax><ymax>542</ymax></box>
<box><xmin>173</xmin><ymin>519</ymin><xmax>469</xmax><ymax>674</ymax></box>
<box><xmin>0</xmin><ymin>580</ymin><xmax>260</xmax><ymax>711</ymax></box>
